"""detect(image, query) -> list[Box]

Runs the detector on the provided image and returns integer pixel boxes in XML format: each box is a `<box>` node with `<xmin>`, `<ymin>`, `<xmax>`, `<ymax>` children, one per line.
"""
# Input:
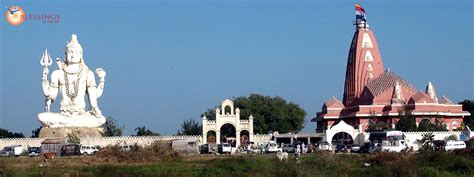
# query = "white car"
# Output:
<box><xmin>265</xmin><ymin>141</ymin><xmax>281</xmax><ymax>153</ymax></box>
<box><xmin>219</xmin><ymin>143</ymin><xmax>232</xmax><ymax>154</ymax></box>
<box><xmin>1</xmin><ymin>145</ymin><xmax>23</xmax><ymax>157</ymax></box>
<box><xmin>318</xmin><ymin>141</ymin><xmax>332</xmax><ymax>151</ymax></box>
<box><xmin>28</xmin><ymin>147</ymin><xmax>41</xmax><ymax>157</ymax></box>
<box><xmin>444</xmin><ymin>141</ymin><xmax>466</xmax><ymax>151</ymax></box>
<box><xmin>80</xmin><ymin>145</ymin><xmax>99</xmax><ymax>155</ymax></box>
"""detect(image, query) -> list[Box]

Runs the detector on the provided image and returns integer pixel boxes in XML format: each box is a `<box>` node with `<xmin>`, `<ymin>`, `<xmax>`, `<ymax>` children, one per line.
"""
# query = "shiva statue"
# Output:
<box><xmin>38</xmin><ymin>34</ymin><xmax>106</xmax><ymax>129</ymax></box>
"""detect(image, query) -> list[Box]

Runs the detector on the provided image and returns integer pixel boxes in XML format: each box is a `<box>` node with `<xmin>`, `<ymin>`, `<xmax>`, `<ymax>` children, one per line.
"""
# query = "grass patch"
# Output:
<box><xmin>0</xmin><ymin>151</ymin><xmax>473</xmax><ymax>176</ymax></box>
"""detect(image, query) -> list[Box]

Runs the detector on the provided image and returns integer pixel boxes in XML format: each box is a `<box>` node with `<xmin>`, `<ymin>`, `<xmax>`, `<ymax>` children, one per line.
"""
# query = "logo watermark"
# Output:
<box><xmin>5</xmin><ymin>5</ymin><xmax>61</xmax><ymax>26</ymax></box>
<box><xmin>5</xmin><ymin>6</ymin><xmax>25</xmax><ymax>26</ymax></box>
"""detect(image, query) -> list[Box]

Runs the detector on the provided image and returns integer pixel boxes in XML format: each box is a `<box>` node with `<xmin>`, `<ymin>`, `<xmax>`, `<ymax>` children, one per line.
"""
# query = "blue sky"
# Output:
<box><xmin>0</xmin><ymin>0</ymin><xmax>472</xmax><ymax>136</ymax></box>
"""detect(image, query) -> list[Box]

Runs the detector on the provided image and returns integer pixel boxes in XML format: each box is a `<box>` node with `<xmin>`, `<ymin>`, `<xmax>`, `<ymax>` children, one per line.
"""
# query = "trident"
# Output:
<box><xmin>40</xmin><ymin>48</ymin><xmax>53</xmax><ymax>68</ymax></box>
<box><xmin>40</xmin><ymin>49</ymin><xmax>53</xmax><ymax>112</ymax></box>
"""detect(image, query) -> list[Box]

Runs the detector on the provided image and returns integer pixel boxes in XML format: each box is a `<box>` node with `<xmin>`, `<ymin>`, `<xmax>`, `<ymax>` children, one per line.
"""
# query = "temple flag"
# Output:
<box><xmin>355</xmin><ymin>3</ymin><xmax>365</xmax><ymax>14</ymax></box>
<box><xmin>355</xmin><ymin>2</ymin><xmax>365</xmax><ymax>22</ymax></box>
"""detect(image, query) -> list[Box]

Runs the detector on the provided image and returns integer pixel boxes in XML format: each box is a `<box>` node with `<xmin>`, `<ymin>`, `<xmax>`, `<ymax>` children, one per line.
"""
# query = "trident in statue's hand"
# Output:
<box><xmin>40</xmin><ymin>49</ymin><xmax>53</xmax><ymax>112</ymax></box>
<box><xmin>40</xmin><ymin>49</ymin><xmax>52</xmax><ymax>80</ymax></box>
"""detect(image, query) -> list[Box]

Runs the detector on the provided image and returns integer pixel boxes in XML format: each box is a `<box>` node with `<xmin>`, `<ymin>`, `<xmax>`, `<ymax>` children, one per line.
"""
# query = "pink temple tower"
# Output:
<box><xmin>343</xmin><ymin>19</ymin><xmax>385</xmax><ymax>107</ymax></box>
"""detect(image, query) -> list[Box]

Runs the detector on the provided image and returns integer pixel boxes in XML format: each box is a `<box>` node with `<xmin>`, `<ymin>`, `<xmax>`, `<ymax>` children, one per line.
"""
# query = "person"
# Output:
<box><xmin>295</xmin><ymin>144</ymin><xmax>301</xmax><ymax>158</ymax></box>
<box><xmin>301</xmin><ymin>142</ymin><xmax>307</xmax><ymax>154</ymax></box>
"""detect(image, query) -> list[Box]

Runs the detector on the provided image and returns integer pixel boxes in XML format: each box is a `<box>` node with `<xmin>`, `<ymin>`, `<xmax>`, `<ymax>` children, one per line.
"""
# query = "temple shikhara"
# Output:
<box><xmin>312</xmin><ymin>4</ymin><xmax>470</xmax><ymax>133</ymax></box>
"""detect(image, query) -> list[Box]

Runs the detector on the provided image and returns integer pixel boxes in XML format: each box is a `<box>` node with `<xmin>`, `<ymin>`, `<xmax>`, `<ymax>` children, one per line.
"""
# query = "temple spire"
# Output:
<box><xmin>391</xmin><ymin>81</ymin><xmax>404</xmax><ymax>104</ymax></box>
<box><xmin>343</xmin><ymin>4</ymin><xmax>385</xmax><ymax>106</ymax></box>
<box><xmin>425</xmin><ymin>81</ymin><xmax>438</xmax><ymax>103</ymax></box>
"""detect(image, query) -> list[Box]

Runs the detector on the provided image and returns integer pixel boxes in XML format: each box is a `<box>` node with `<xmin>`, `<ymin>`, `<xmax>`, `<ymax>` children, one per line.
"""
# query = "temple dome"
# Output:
<box><xmin>323</xmin><ymin>97</ymin><xmax>345</xmax><ymax>109</ymax></box>
<box><xmin>409</xmin><ymin>92</ymin><xmax>435</xmax><ymax>104</ymax></box>
<box><xmin>364</xmin><ymin>71</ymin><xmax>417</xmax><ymax>97</ymax></box>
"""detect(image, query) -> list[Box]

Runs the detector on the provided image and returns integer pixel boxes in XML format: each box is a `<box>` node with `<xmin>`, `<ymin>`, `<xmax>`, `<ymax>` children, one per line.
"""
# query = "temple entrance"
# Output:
<box><xmin>331</xmin><ymin>132</ymin><xmax>353</xmax><ymax>145</ymax></box>
<box><xmin>202</xmin><ymin>99</ymin><xmax>254</xmax><ymax>148</ymax></box>
<box><xmin>220</xmin><ymin>123</ymin><xmax>236</xmax><ymax>147</ymax></box>
<box><xmin>206</xmin><ymin>130</ymin><xmax>216</xmax><ymax>144</ymax></box>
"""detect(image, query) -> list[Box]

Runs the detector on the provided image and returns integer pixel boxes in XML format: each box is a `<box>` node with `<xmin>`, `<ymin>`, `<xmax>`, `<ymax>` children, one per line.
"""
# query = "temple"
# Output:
<box><xmin>312</xmin><ymin>9</ymin><xmax>470</xmax><ymax>133</ymax></box>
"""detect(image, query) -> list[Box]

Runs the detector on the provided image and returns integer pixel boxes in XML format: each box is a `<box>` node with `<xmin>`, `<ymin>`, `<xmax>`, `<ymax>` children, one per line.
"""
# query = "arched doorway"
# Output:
<box><xmin>206</xmin><ymin>130</ymin><xmax>216</xmax><ymax>144</ymax></box>
<box><xmin>331</xmin><ymin>132</ymin><xmax>353</xmax><ymax>145</ymax></box>
<box><xmin>240</xmin><ymin>130</ymin><xmax>250</xmax><ymax>147</ymax></box>
<box><xmin>220</xmin><ymin>123</ymin><xmax>236</xmax><ymax>147</ymax></box>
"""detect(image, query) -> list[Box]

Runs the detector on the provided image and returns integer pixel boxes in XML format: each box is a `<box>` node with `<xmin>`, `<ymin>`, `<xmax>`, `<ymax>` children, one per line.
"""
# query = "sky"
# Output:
<box><xmin>0</xmin><ymin>0</ymin><xmax>472</xmax><ymax>136</ymax></box>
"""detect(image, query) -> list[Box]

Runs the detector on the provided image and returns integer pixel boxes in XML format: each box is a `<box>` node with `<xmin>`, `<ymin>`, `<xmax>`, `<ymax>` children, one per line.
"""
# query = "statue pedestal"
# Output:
<box><xmin>39</xmin><ymin>127</ymin><xmax>103</xmax><ymax>138</ymax></box>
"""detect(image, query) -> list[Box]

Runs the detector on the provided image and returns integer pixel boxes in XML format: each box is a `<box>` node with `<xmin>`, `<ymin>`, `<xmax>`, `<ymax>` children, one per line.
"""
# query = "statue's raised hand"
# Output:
<box><xmin>96</xmin><ymin>68</ymin><xmax>106</xmax><ymax>79</ymax></box>
<box><xmin>42</xmin><ymin>67</ymin><xmax>49</xmax><ymax>80</ymax></box>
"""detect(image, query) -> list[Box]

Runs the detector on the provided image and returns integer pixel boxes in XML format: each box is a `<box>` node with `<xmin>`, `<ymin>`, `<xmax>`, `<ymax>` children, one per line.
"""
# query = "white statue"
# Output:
<box><xmin>38</xmin><ymin>34</ymin><xmax>106</xmax><ymax>128</ymax></box>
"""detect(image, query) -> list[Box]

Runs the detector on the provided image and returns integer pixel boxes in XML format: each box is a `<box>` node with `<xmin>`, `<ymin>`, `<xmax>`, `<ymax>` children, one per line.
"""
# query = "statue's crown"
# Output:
<box><xmin>66</xmin><ymin>34</ymin><xmax>83</xmax><ymax>52</ymax></box>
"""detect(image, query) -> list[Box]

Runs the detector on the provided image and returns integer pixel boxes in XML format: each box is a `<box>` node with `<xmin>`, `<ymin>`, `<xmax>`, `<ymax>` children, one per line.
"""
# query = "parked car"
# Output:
<box><xmin>431</xmin><ymin>140</ymin><xmax>446</xmax><ymax>151</ymax></box>
<box><xmin>265</xmin><ymin>141</ymin><xmax>281</xmax><ymax>153</ymax></box>
<box><xmin>28</xmin><ymin>147</ymin><xmax>41</xmax><ymax>157</ymax></box>
<box><xmin>1</xmin><ymin>145</ymin><xmax>23</xmax><ymax>157</ymax></box>
<box><xmin>80</xmin><ymin>145</ymin><xmax>98</xmax><ymax>155</ymax></box>
<box><xmin>380</xmin><ymin>140</ymin><xmax>408</xmax><ymax>152</ymax></box>
<box><xmin>281</xmin><ymin>144</ymin><xmax>296</xmax><ymax>153</ymax></box>
<box><xmin>218</xmin><ymin>143</ymin><xmax>232</xmax><ymax>154</ymax></box>
<box><xmin>335</xmin><ymin>143</ymin><xmax>348</xmax><ymax>153</ymax></box>
<box><xmin>350</xmin><ymin>145</ymin><xmax>361</xmax><ymax>153</ymax></box>
<box><xmin>360</xmin><ymin>142</ymin><xmax>380</xmax><ymax>153</ymax></box>
<box><xmin>60</xmin><ymin>144</ymin><xmax>81</xmax><ymax>156</ymax></box>
<box><xmin>318</xmin><ymin>141</ymin><xmax>332</xmax><ymax>151</ymax></box>
<box><xmin>444</xmin><ymin>141</ymin><xmax>466</xmax><ymax>151</ymax></box>
<box><xmin>200</xmin><ymin>144</ymin><xmax>210</xmax><ymax>154</ymax></box>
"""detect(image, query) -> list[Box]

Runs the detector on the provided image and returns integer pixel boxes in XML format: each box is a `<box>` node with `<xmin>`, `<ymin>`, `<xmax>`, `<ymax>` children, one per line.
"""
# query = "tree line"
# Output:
<box><xmin>1</xmin><ymin>98</ymin><xmax>473</xmax><ymax>138</ymax></box>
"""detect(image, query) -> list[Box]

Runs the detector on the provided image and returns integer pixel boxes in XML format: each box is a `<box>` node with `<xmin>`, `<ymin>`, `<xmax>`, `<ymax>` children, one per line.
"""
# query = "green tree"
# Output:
<box><xmin>417</xmin><ymin>132</ymin><xmax>435</xmax><ymax>151</ymax></box>
<box><xmin>0</xmin><ymin>128</ymin><xmax>25</xmax><ymax>138</ymax></box>
<box><xmin>366</xmin><ymin>112</ymin><xmax>390</xmax><ymax>132</ymax></box>
<box><xmin>176</xmin><ymin>118</ymin><xmax>202</xmax><ymax>135</ymax></box>
<box><xmin>395</xmin><ymin>110</ymin><xmax>417</xmax><ymax>131</ymax></box>
<box><xmin>31</xmin><ymin>127</ymin><xmax>41</xmax><ymax>138</ymax></box>
<box><xmin>417</xmin><ymin>119</ymin><xmax>432</xmax><ymax>131</ymax></box>
<box><xmin>200</xmin><ymin>108</ymin><xmax>216</xmax><ymax>121</ymax></box>
<box><xmin>201</xmin><ymin>94</ymin><xmax>307</xmax><ymax>134</ymax></box>
<box><xmin>460</xmin><ymin>100</ymin><xmax>474</xmax><ymax>129</ymax></box>
<box><xmin>101</xmin><ymin>117</ymin><xmax>124</xmax><ymax>137</ymax></box>
<box><xmin>135</xmin><ymin>126</ymin><xmax>160</xmax><ymax>136</ymax></box>
<box><xmin>444</xmin><ymin>134</ymin><xmax>458</xmax><ymax>141</ymax></box>
<box><xmin>431</xmin><ymin>118</ymin><xmax>448</xmax><ymax>131</ymax></box>
<box><xmin>417</xmin><ymin>118</ymin><xmax>447</xmax><ymax>131</ymax></box>
<box><xmin>66</xmin><ymin>130</ymin><xmax>81</xmax><ymax>144</ymax></box>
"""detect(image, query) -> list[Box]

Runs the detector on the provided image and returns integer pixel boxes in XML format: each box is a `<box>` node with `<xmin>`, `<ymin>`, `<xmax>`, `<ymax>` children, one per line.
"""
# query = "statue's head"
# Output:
<box><xmin>65</xmin><ymin>34</ymin><xmax>83</xmax><ymax>65</ymax></box>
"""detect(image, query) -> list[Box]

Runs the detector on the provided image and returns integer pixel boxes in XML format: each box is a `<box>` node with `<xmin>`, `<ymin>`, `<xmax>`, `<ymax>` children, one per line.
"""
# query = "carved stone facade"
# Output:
<box><xmin>202</xmin><ymin>99</ymin><xmax>254</xmax><ymax>147</ymax></box>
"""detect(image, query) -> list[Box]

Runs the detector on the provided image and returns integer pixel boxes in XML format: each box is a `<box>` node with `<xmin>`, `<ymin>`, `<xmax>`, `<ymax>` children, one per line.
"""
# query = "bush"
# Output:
<box><xmin>95</xmin><ymin>141</ymin><xmax>180</xmax><ymax>163</ymax></box>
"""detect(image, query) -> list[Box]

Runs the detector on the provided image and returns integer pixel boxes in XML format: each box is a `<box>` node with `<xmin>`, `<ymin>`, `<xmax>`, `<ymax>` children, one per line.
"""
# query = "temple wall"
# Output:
<box><xmin>0</xmin><ymin>135</ymin><xmax>202</xmax><ymax>149</ymax></box>
<box><xmin>0</xmin><ymin>134</ymin><xmax>273</xmax><ymax>150</ymax></box>
<box><xmin>252</xmin><ymin>134</ymin><xmax>273</xmax><ymax>146</ymax></box>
